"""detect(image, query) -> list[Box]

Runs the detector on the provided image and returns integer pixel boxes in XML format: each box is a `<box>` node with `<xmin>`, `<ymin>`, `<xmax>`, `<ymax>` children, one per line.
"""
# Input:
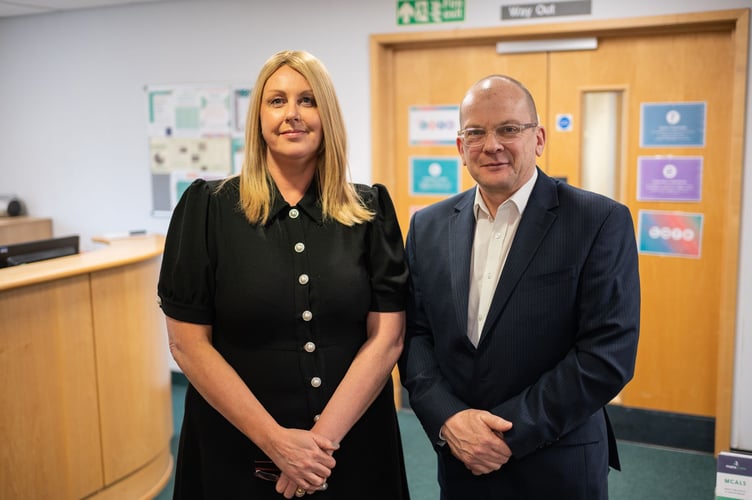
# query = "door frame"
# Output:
<box><xmin>370</xmin><ymin>8</ymin><xmax>749</xmax><ymax>455</ymax></box>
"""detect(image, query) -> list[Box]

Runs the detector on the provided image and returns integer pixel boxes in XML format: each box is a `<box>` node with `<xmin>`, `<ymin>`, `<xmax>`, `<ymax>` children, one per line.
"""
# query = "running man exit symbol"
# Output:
<box><xmin>397</xmin><ymin>0</ymin><xmax>465</xmax><ymax>25</ymax></box>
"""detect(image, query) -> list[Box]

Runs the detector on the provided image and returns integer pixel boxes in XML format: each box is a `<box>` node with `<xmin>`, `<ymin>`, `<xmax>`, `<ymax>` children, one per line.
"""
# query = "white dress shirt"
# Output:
<box><xmin>466</xmin><ymin>169</ymin><xmax>537</xmax><ymax>347</ymax></box>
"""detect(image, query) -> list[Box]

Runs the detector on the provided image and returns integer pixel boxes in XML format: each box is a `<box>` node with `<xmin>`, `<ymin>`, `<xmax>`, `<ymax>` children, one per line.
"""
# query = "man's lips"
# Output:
<box><xmin>481</xmin><ymin>161</ymin><xmax>510</xmax><ymax>168</ymax></box>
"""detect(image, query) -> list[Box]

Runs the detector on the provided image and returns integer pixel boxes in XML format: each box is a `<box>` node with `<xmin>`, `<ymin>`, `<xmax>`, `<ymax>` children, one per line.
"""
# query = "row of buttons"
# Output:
<box><xmin>290</xmin><ymin>207</ymin><xmax>323</xmax><ymax>413</ymax></box>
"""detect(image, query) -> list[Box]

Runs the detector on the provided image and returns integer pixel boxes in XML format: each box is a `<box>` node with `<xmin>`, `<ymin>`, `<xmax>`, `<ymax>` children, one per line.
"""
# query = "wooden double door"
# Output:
<box><xmin>371</xmin><ymin>9</ymin><xmax>748</xmax><ymax>453</ymax></box>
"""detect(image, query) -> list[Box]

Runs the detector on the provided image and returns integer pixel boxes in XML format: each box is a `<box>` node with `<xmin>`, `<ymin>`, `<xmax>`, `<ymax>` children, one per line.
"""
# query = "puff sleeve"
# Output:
<box><xmin>157</xmin><ymin>179</ymin><xmax>216</xmax><ymax>325</ymax></box>
<box><xmin>360</xmin><ymin>183</ymin><xmax>408</xmax><ymax>312</ymax></box>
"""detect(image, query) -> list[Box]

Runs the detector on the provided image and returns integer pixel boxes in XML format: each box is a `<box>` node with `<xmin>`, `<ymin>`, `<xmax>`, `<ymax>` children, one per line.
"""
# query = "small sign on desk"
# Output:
<box><xmin>716</xmin><ymin>451</ymin><xmax>752</xmax><ymax>499</ymax></box>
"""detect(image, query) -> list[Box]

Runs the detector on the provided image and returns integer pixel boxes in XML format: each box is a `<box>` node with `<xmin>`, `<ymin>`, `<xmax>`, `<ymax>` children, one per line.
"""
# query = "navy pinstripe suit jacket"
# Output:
<box><xmin>400</xmin><ymin>168</ymin><xmax>640</xmax><ymax>500</ymax></box>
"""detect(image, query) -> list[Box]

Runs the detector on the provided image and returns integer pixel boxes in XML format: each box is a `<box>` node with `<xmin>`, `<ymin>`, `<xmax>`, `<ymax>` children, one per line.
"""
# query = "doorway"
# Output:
<box><xmin>371</xmin><ymin>9</ymin><xmax>748</xmax><ymax>454</ymax></box>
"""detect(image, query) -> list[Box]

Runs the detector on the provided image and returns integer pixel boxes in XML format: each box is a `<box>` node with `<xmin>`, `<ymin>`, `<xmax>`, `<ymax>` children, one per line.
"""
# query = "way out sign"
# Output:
<box><xmin>397</xmin><ymin>0</ymin><xmax>465</xmax><ymax>25</ymax></box>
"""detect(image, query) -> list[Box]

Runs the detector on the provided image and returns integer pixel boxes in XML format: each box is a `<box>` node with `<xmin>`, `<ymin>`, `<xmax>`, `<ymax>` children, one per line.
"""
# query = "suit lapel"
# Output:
<box><xmin>448</xmin><ymin>189</ymin><xmax>476</xmax><ymax>344</ymax></box>
<box><xmin>479</xmin><ymin>170</ymin><xmax>559</xmax><ymax>344</ymax></box>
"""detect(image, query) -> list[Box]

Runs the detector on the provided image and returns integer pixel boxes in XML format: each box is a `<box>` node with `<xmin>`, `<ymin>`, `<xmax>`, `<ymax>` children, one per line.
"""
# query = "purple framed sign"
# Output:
<box><xmin>637</xmin><ymin>156</ymin><xmax>703</xmax><ymax>202</ymax></box>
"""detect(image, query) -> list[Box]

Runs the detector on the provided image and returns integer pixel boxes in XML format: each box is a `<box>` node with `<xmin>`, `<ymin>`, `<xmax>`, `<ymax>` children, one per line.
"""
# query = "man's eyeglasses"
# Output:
<box><xmin>458</xmin><ymin>123</ymin><xmax>538</xmax><ymax>148</ymax></box>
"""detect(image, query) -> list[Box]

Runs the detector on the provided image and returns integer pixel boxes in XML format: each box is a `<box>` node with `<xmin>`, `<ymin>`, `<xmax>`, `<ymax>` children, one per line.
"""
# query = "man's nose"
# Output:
<box><xmin>483</xmin><ymin>130</ymin><xmax>505</xmax><ymax>151</ymax></box>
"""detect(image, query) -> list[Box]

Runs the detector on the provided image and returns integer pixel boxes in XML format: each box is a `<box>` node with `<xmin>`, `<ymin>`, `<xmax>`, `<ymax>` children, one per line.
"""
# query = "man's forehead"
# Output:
<box><xmin>477</xmin><ymin>76</ymin><xmax>509</xmax><ymax>90</ymax></box>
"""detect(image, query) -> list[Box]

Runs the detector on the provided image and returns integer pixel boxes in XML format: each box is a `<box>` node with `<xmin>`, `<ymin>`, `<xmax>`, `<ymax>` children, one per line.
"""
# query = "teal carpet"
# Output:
<box><xmin>157</xmin><ymin>379</ymin><xmax>717</xmax><ymax>499</ymax></box>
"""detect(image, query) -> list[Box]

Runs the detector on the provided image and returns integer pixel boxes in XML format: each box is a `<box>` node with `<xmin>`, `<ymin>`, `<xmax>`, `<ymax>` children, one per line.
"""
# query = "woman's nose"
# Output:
<box><xmin>285</xmin><ymin>103</ymin><xmax>301</xmax><ymax>122</ymax></box>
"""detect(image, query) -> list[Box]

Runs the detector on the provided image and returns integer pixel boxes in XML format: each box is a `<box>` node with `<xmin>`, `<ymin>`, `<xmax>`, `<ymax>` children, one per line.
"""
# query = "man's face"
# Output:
<box><xmin>457</xmin><ymin>80</ymin><xmax>545</xmax><ymax>204</ymax></box>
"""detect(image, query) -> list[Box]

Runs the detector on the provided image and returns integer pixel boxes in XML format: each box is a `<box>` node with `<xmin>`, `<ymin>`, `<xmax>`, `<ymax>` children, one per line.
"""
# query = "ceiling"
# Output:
<box><xmin>0</xmin><ymin>0</ymin><xmax>170</xmax><ymax>18</ymax></box>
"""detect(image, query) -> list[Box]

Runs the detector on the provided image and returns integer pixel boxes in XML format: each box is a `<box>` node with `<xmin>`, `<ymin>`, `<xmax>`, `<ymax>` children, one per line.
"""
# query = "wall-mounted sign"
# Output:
<box><xmin>637</xmin><ymin>210</ymin><xmax>703</xmax><ymax>258</ymax></box>
<box><xmin>637</xmin><ymin>156</ymin><xmax>703</xmax><ymax>202</ymax></box>
<box><xmin>501</xmin><ymin>0</ymin><xmax>591</xmax><ymax>20</ymax></box>
<box><xmin>556</xmin><ymin>113</ymin><xmax>573</xmax><ymax>132</ymax></box>
<box><xmin>640</xmin><ymin>102</ymin><xmax>706</xmax><ymax>147</ymax></box>
<box><xmin>397</xmin><ymin>0</ymin><xmax>465</xmax><ymax>25</ymax></box>
<box><xmin>409</xmin><ymin>105</ymin><xmax>460</xmax><ymax>146</ymax></box>
<box><xmin>410</xmin><ymin>157</ymin><xmax>460</xmax><ymax>196</ymax></box>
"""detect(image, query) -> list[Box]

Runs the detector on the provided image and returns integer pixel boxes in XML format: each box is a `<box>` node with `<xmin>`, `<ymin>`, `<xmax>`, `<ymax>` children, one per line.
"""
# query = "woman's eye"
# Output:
<box><xmin>300</xmin><ymin>96</ymin><xmax>316</xmax><ymax>107</ymax></box>
<box><xmin>268</xmin><ymin>97</ymin><xmax>285</xmax><ymax>107</ymax></box>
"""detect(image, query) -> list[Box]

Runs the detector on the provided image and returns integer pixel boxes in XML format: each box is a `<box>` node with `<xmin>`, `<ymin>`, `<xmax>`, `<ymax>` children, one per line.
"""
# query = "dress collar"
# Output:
<box><xmin>267</xmin><ymin>178</ymin><xmax>324</xmax><ymax>225</ymax></box>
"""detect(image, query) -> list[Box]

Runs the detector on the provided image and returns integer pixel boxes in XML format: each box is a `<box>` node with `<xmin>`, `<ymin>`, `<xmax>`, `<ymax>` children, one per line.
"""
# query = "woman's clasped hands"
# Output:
<box><xmin>267</xmin><ymin>427</ymin><xmax>338</xmax><ymax>498</ymax></box>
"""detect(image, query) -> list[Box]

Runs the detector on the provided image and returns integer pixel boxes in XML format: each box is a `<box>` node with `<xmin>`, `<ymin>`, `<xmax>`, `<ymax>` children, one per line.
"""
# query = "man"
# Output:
<box><xmin>399</xmin><ymin>74</ymin><xmax>640</xmax><ymax>499</ymax></box>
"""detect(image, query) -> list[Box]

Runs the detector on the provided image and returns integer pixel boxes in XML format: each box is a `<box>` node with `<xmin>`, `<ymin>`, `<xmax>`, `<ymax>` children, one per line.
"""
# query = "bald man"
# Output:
<box><xmin>399</xmin><ymin>75</ymin><xmax>640</xmax><ymax>500</ymax></box>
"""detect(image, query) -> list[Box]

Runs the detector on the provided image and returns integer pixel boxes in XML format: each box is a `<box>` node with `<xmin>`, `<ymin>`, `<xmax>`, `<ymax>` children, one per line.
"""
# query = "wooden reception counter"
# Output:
<box><xmin>0</xmin><ymin>235</ymin><xmax>173</xmax><ymax>499</ymax></box>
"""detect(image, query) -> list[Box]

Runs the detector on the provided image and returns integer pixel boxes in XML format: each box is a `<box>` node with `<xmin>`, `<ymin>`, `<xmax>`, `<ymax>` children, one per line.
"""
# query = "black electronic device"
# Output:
<box><xmin>0</xmin><ymin>235</ymin><xmax>80</xmax><ymax>268</ymax></box>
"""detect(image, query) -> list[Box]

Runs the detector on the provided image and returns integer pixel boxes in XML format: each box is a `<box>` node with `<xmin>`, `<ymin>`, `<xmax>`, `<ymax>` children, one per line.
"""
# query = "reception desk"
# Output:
<box><xmin>0</xmin><ymin>235</ymin><xmax>173</xmax><ymax>499</ymax></box>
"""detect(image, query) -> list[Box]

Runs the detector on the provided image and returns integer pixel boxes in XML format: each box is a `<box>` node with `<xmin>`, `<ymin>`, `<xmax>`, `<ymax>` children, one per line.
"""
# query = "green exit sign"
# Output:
<box><xmin>397</xmin><ymin>0</ymin><xmax>465</xmax><ymax>25</ymax></box>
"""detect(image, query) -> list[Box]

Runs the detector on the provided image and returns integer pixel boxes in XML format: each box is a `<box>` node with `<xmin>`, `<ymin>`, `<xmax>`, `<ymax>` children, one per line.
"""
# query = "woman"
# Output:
<box><xmin>158</xmin><ymin>50</ymin><xmax>410</xmax><ymax>499</ymax></box>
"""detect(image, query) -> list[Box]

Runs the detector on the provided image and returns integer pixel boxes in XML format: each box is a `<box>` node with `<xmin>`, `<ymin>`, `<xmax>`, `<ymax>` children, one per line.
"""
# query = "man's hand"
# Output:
<box><xmin>442</xmin><ymin>409</ymin><xmax>513</xmax><ymax>475</ymax></box>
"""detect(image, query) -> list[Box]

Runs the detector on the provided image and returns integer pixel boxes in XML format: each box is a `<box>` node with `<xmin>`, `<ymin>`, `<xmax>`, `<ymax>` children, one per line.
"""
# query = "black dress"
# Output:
<box><xmin>157</xmin><ymin>177</ymin><xmax>411</xmax><ymax>499</ymax></box>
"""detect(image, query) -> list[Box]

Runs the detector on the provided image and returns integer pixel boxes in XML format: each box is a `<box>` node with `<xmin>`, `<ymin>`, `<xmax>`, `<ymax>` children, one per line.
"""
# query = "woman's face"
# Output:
<box><xmin>260</xmin><ymin>65</ymin><xmax>322</xmax><ymax>168</ymax></box>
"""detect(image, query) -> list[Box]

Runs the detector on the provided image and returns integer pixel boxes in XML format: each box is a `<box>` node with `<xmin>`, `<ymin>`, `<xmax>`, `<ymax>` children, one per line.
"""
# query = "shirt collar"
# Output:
<box><xmin>473</xmin><ymin>167</ymin><xmax>538</xmax><ymax>220</ymax></box>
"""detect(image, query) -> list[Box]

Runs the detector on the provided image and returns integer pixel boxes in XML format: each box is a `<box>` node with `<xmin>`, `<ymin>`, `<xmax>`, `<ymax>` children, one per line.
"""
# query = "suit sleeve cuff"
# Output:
<box><xmin>437</xmin><ymin>426</ymin><xmax>447</xmax><ymax>446</ymax></box>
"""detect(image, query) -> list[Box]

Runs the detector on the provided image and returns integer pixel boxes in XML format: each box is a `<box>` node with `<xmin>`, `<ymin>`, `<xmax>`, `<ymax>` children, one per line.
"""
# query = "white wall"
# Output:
<box><xmin>1</xmin><ymin>0</ymin><xmax>750</xmax><ymax>450</ymax></box>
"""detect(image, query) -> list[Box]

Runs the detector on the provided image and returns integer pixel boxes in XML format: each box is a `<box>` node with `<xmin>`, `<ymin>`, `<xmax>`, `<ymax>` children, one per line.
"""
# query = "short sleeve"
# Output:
<box><xmin>360</xmin><ymin>183</ymin><xmax>408</xmax><ymax>312</ymax></box>
<box><xmin>157</xmin><ymin>179</ymin><xmax>215</xmax><ymax>325</ymax></box>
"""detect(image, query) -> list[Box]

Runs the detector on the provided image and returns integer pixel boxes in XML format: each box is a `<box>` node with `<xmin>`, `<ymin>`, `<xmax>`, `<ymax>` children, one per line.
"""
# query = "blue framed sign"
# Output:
<box><xmin>410</xmin><ymin>156</ymin><xmax>460</xmax><ymax>196</ymax></box>
<box><xmin>640</xmin><ymin>102</ymin><xmax>706</xmax><ymax>147</ymax></box>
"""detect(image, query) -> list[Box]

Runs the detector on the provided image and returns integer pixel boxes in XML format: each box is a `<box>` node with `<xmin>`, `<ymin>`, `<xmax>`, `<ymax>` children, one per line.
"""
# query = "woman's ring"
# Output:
<box><xmin>295</xmin><ymin>487</ymin><xmax>306</xmax><ymax>497</ymax></box>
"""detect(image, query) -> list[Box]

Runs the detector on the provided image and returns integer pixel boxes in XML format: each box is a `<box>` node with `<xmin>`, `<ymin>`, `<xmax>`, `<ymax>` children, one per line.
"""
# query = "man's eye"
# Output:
<box><xmin>499</xmin><ymin>125</ymin><xmax>522</xmax><ymax>135</ymax></box>
<box><xmin>466</xmin><ymin>129</ymin><xmax>486</xmax><ymax>137</ymax></box>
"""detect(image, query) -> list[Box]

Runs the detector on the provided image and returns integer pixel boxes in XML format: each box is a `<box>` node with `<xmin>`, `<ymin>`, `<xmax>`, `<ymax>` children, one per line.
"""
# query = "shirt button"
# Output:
<box><xmin>311</xmin><ymin>377</ymin><xmax>322</xmax><ymax>388</ymax></box>
<box><xmin>289</xmin><ymin>208</ymin><xmax>300</xmax><ymax>219</ymax></box>
<box><xmin>304</xmin><ymin>341</ymin><xmax>316</xmax><ymax>353</ymax></box>
<box><xmin>294</xmin><ymin>242</ymin><xmax>305</xmax><ymax>253</ymax></box>
<box><xmin>302</xmin><ymin>310</ymin><xmax>313</xmax><ymax>321</ymax></box>
<box><xmin>313</xmin><ymin>414</ymin><xmax>321</xmax><ymax>422</ymax></box>
<box><xmin>298</xmin><ymin>274</ymin><xmax>309</xmax><ymax>285</ymax></box>
<box><xmin>494</xmin><ymin>232</ymin><xmax>501</xmax><ymax>239</ymax></box>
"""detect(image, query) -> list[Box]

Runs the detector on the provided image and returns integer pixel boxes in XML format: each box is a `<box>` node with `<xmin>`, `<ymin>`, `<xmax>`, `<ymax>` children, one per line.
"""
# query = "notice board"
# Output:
<box><xmin>146</xmin><ymin>83</ymin><xmax>251</xmax><ymax>215</ymax></box>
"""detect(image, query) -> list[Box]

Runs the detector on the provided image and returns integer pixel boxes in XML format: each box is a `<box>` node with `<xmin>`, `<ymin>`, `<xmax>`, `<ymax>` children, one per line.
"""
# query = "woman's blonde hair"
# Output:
<box><xmin>235</xmin><ymin>50</ymin><xmax>373</xmax><ymax>226</ymax></box>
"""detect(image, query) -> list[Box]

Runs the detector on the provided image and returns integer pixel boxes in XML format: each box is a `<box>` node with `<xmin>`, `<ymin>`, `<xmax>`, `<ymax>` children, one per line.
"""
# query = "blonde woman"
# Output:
<box><xmin>158</xmin><ymin>50</ymin><xmax>410</xmax><ymax>499</ymax></box>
